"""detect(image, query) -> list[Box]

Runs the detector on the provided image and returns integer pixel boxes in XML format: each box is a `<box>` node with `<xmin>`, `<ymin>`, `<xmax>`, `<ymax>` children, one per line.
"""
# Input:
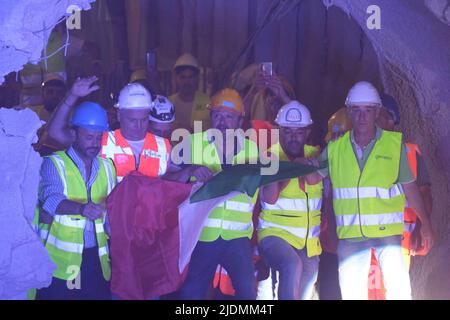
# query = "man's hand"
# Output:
<box><xmin>410</xmin><ymin>221</ymin><xmax>423</xmax><ymax>255</ymax></box>
<box><xmin>294</xmin><ymin>157</ymin><xmax>320</xmax><ymax>168</ymax></box>
<box><xmin>255</xmin><ymin>71</ymin><xmax>290</xmax><ymax>104</ymax></box>
<box><xmin>80</xmin><ymin>202</ymin><xmax>105</xmax><ymax>221</ymax></box>
<box><xmin>190</xmin><ymin>165</ymin><xmax>214</xmax><ymax>183</ymax></box>
<box><xmin>419</xmin><ymin>220</ymin><xmax>435</xmax><ymax>252</ymax></box>
<box><xmin>70</xmin><ymin>76</ymin><xmax>100</xmax><ymax>98</ymax></box>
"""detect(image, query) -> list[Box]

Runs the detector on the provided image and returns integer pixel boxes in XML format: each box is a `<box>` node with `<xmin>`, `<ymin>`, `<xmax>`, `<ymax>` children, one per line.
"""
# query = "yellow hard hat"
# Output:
<box><xmin>130</xmin><ymin>68</ymin><xmax>147</xmax><ymax>83</ymax></box>
<box><xmin>41</xmin><ymin>72</ymin><xmax>66</xmax><ymax>87</ymax></box>
<box><xmin>173</xmin><ymin>53</ymin><xmax>200</xmax><ymax>71</ymax></box>
<box><xmin>325</xmin><ymin>107</ymin><xmax>352</xmax><ymax>143</ymax></box>
<box><xmin>208</xmin><ymin>88</ymin><xmax>245</xmax><ymax>116</ymax></box>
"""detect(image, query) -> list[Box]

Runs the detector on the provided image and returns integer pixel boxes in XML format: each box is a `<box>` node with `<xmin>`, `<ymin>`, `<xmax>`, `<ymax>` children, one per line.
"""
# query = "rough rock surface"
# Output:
<box><xmin>0</xmin><ymin>0</ymin><xmax>94</xmax><ymax>84</ymax></box>
<box><xmin>424</xmin><ymin>0</ymin><xmax>450</xmax><ymax>26</ymax></box>
<box><xmin>0</xmin><ymin>108</ymin><xmax>56</xmax><ymax>300</ymax></box>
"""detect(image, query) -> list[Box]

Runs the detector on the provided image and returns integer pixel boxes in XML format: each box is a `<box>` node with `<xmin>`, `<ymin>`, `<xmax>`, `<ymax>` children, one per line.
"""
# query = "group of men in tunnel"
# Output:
<box><xmin>29</xmin><ymin>52</ymin><xmax>434</xmax><ymax>300</ymax></box>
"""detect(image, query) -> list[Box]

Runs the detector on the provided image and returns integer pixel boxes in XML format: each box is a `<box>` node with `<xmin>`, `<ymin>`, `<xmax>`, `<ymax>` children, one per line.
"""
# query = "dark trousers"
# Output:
<box><xmin>317</xmin><ymin>251</ymin><xmax>342</xmax><ymax>300</ymax></box>
<box><xmin>178</xmin><ymin>237</ymin><xmax>256</xmax><ymax>300</ymax></box>
<box><xmin>36</xmin><ymin>247</ymin><xmax>111</xmax><ymax>300</ymax></box>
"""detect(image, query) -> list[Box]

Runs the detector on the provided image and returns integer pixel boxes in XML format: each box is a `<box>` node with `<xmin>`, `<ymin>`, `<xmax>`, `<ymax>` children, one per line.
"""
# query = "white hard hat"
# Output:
<box><xmin>115</xmin><ymin>83</ymin><xmax>153</xmax><ymax>110</ymax></box>
<box><xmin>345</xmin><ymin>81</ymin><xmax>381</xmax><ymax>107</ymax></box>
<box><xmin>173</xmin><ymin>53</ymin><xmax>200</xmax><ymax>71</ymax></box>
<box><xmin>150</xmin><ymin>95</ymin><xmax>175</xmax><ymax>123</ymax></box>
<box><xmin>275</xmin><ymin>100</ymin><xmax>313</xmax><ymax>128</ymax></box>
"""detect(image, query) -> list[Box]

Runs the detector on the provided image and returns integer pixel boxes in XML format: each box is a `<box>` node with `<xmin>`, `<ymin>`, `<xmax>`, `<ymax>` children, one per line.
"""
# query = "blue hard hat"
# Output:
<box><xmin>71</xmin><ymin>101</ymin><xmax>110</xmax><ymax>132</ymax></box>
<box><xmin>381</xmin><ymin>93</ymin><xmax>400</xmax><ymax>125</ymax></box>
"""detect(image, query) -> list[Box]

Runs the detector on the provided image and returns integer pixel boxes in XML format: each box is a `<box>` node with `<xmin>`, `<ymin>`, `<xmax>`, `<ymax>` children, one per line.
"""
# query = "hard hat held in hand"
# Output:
<box><xmin>115</xmin><ymin>83</ymin><xmax>153</xmax><ymax>110</ymax></box>
<box><xmin>71</xmin><ymin>101</ymin><xmax>109</xmax><ymax>132</ymax></box>
<box><xmin>275</xmin><ymin>100</ymin><xmax>313</xmax><ymax>128</ymax></box>
<box><xmin>208</xmin><ymin>88</ymin><xmax>245</xmax><ymax>116</ymax></box>
<box><xmin>150</xmin><ymin>95</ymin><xmax>175</xmax><ymax>123</ymax></box>
<box><xmin>345</xmin><ymin>81</ymin><xmax>381</xmax><ymax>107</ymax></box>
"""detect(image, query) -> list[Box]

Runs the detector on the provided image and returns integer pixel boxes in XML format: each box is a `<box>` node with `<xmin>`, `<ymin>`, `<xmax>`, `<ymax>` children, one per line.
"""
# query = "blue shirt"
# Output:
<box><xmin>39</xmin><ymin>147</ymin><xmax>107</xmax><ymax>248</ymax></box>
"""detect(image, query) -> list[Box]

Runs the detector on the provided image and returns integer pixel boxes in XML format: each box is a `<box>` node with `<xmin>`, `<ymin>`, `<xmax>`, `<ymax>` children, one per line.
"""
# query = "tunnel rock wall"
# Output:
<box><xmin>0</xmin><ymin>109</ymin><xmax>56</xmax><ymax>300</ymax></box>
<box><xmin>0</xmin><ymin>0</ymin><xmax>96</xmax><ymax>299</ymax></box>
<box><xmin>424</xmin><ymin>0</ymin><xmax>450</xmax><ymax>26</ymax></box>
<box><xmin>0</xmin><ymin>0</ymin><xmax>95</xmax><ymax>84</ymax></box>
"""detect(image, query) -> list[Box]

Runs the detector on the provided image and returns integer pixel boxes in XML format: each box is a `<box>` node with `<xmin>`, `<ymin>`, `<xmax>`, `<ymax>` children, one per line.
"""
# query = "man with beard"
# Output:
<box><xmin>258</xmin><ymin>101</ymin><xmax>323</xmax><ymax>300</ymax></box>
<box><xmin>36</xmin><ymin>102</ymin><xmax>116</xmax><ymax>300</ymax></box>
<box><xmin>169</xmin><ymin>53</ymin><xmax>210</xmax><ymax>131</ymax></box>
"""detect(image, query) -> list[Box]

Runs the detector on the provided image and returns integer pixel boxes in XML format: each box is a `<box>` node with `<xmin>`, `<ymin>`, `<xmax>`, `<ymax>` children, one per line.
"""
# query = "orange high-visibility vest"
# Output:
<box><xmin>101</xmin><ymin>129</ymin><xmax>170</xmax><ymax>182</ymax></box>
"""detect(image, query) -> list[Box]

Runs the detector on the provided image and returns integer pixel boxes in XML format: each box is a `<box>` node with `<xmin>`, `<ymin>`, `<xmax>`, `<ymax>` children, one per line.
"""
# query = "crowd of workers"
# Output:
<box><xmin>22</xmin><ymin>52</ymin><xmax>435</xmax><ymax>300</ymax></box>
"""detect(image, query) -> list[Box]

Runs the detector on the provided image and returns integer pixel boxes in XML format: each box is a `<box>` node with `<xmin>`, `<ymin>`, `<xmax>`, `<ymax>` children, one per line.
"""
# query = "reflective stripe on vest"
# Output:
<box><xmin>328</xmin><ymin>130</ymin><xmax>405</xmax><ymax>239</ymax></box>
<box><xmin>217</xmin><ymin>200</ymin><xmax>255</xmax><ymax>213</ymax></box>
<box><xmin>259</xmin><ymin>144</ymin><xmax>323</xmax><ymax>256</ymax></box>
<box><xmin>99</xmin><ymin>246</ymin><xmax>109</xmax><ymax>257</ymax></box>
<box><xmin>404</xmin><ymin>222</ymin><xmax>416</xmax><ymax>233</ymax></box>
<box><xmin>258</xmin><ymin>218</ymin><xmax>321</xmax><ymax>239</ymax></box>
<box><xmin>44</xmin><ymin>151</ymin><xmax>116</xmax><ymax>281</ymax></box>
<box><xmin>333</xmin><ymin>185</ymin><xmax>403</xmax><ymax>200</ymax></box>
<box><xmin>46</xmin><ymin>233</ymin><xmax>84</xmax><ymax>254</ymax></box>
<box><xmin>154</xmin><ymin>134</ymin><xmax>169</xmax><ymax>176</ymax></box>
<box><xmin>261</xmin><ymin>198</ymin><xmax>323</xmax><ymax>212</ymax></box>
<box><xmin>51</xmin><ymin>155</ymin><xmax>68</xmax><ymax>195</ymax></box>
<box><xmin>53</xmin><ymin>215</ymin><xmax>86</xmax><ymax>229</ymax></box>
<box><xmin>203</xmin><ymin>218</ymin><xmax>253</xmax><ymax>232</ymax></box>
<box><xmin>191</xmin><ymin>131</ymin><xmax>259</xmax><ymax>242</ymax></box>
<box><xmin>335</xmin><ymin>212</ymin><xmax>404</xmax><ymax>228</ymax></box>
<box><xmin>101</xmin><ymin>129</ymin><xmax>170</xmax><ymax>181</ymax></box>
<box><xmin>39</xmin><ymin>228</ymin><xmax>49</xmax><ymax>242</ymax></box>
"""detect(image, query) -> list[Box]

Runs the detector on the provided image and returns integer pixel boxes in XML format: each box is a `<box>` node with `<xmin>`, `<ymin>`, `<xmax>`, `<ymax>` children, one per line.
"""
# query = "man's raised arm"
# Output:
<box><xmin>47</xmin><ymin>76</ymin><xmax>100</xmax><ymax>146</ymax></box>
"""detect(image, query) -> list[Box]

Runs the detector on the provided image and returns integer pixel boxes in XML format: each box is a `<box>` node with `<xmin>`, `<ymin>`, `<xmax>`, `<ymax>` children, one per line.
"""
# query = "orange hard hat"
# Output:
<box><xmin>325</xmin><ymin>107</ymin><xmax>353</xmax><ymax>143</ymax></box>
<box><xmin>208</xmin><ymin>88</ymin><xmax>245</xmax><ymax>116</ymax></box>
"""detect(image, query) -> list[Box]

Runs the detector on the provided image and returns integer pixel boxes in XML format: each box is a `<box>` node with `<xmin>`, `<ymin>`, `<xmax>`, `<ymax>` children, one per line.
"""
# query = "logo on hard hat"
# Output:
<box><xmin>286</xmin><ymin>108</ymin><xmax>302</xmax><ymax>123</ymax></box>
<box><xmin>222</xmin><ymin>100</ymin><xmax>235</xmax><ymax>108</ymax></box>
